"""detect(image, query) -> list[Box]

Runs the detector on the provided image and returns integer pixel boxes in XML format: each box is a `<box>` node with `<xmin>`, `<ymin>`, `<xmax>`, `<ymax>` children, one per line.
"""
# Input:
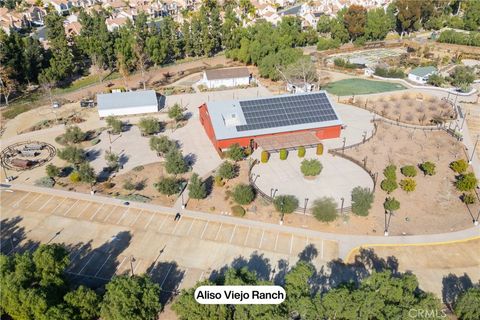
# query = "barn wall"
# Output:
<box><xmin>98</xmin><ymin>105</ymin><xmax>158</xmax><ymax>117</ymax></box>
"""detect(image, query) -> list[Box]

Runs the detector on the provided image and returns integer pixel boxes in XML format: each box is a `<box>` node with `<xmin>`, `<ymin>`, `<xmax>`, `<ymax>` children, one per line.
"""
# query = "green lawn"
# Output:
<box><xmin>53</xmin><ymin>72</ymin><xmax>120</xmax><ymax>95</ymax></box>
<box><xmin>324</xmin><ymin>78</ymin><xmax>406</xmax><ymax>96</ymax></box>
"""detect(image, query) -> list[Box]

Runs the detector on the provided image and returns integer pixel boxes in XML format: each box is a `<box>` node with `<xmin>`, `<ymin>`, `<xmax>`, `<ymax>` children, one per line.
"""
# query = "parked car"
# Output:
<box><xmin>52</xmin><ymin>101</ymin><xmax>60</xmax><ymax>108</ymax></box>
<box><xmin>80</xmin><ymin>99</ymin><xmax>95</xmax><ymax>108</ymax></box>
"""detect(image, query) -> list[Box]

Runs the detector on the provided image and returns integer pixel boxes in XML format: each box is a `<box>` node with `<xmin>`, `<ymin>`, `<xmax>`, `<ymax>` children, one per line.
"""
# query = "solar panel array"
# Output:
<box><xmin>236</xmin><ymin>92</ymin><xmax>338</xmax><ymax>132</ymax></box>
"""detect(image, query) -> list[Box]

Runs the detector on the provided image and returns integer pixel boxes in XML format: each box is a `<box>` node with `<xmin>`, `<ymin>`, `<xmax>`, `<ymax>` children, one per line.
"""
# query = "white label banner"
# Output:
<box><xmin>194</xmin><ymin>285</ymin><xmax>286</xmax><ymax>304</ymax></box>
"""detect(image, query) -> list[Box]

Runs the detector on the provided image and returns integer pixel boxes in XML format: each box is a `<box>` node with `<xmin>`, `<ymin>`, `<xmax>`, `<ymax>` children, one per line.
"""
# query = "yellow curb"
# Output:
<box><xmin>345</xmin><ymin>235</ymin><xmax>480</xmax><ymax>263</ymax></box>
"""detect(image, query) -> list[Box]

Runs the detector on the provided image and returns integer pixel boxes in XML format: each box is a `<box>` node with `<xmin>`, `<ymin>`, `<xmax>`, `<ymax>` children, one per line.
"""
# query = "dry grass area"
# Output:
<box><xmin>351</xmin><ymin>92</ymin><xmax>455</xmax><ymax>126</ymax></box>
<box><xmin>345</xmin><ymin>121</ymin><xmax>478</xmax><ymax>235</ymax></box>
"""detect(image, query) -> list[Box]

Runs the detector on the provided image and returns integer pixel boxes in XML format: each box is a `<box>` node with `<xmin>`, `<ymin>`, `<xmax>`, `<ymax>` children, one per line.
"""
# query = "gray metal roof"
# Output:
<box><xmin>206</xmin><ymin>91</ymin><xmax>342</xmax><ymax>140</ymax></box>
<box><xmin>97</xmin><ymin>90</ymin><xmax>158</xmax><ymax>110</ymax></box>
<box><xmin>409</xmin><ymin>66</ymin><xmax>437</xmax><ymax>77</ymax></box>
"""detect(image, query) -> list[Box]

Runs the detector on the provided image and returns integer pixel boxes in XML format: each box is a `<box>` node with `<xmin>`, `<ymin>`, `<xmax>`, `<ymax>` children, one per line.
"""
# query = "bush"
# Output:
<box><xmin>400</xmin><ymin>165</ymin><xmax>417</xmax><ymax>177</ymax></box>
<box><xmin>63</xmin><ymin>126</ymin><xmax>87</xmax><ymax>144</ymax></box>
<box><xmin>214</xmin><ymin>175</ymin><xmax>225</xmax><ymax>187</ymax></box>
<box><xmin>381</xmin><ymin>179</ymin><xmax>398</xmax><ymax>194</ymax></box>
<box><xmin>374</xmin><ymin>67</ymin><xmax>405</xmax><ymax>79</ymax></box>
<box><xmin>123</xmin><ymin>179</ymin><xmax>136</xmax><ymax>191</ymax></box>
<box><xmin>46</xmin><ymin>164</ymin><xmax>60</xmax><ymax>178</ymax></box>
<box><xmin>188</xmin><ymin>173</ymin><xmax>206</xmax><ymax>200</ymax></box>
<box><xmin>419</xmin><ymin>161</ymin><xmax>436</xmax><ymax>176</ymax></box>
<box><xmin>300</xmin><ymin>159</ymin><xmax>323</xmax><ymax>176</ymax></box>
<box><xmin>317</xmin><ymin>37</ymin><xmax>341</xmax><ymax>50</ymax></box>
<box><xmin>91</xmin><ymin>138</ymin><xmax>100</xmax><ymax>146</ymax></box>
<box><xmin>227</xmin><ymin>143</ymin><xmax>245</xmax><ymax>161</ymax></box>
<box><xmin>455</xmin><ymin>173</ymin><xmax>478</xmax><ymax>192</ymax></box>
<box><xmin>154</xmin><ymin>177</ymin><xmax>181</xmax><ymax>196</ymax></box>
<box><xmin>316</xmin><ymin>144</ymin><xmax>323</xmax><ymax>155</ymax></box>
<box><xmin>133</xmin><ymin>165</ymin><xmax>144</xmax><ymax>172</ymax></box>
<box><xmin>312</xmin><ymin>197</ymin><xmax>338</xmax><ymax>222</ymax></box>
<box><xmin>106</xmin><ymin>116</ymin><xmax>123</xmax><ymax>134</ymax></box>
<box><xmin>261</xmin><ymin>150</ymin><xmax>269</xmax><ymax>163</ymax></box>
<box><xmin>273</xmin><ymin>195</ymin><xmax>299</xmax><ymax>214</ymax></box>
<box><xmin>400</xmin><ymin>178</ymin><xmax>416</xmax><ymax>193</ymax></box>
<box><xmin>462</xmin><ymin>193</ymin><xmax>476</xmax><ymax>205</ymax></box>
<box><xmin>334</xmin><ymin>58</ymin><xmax>356</xmax><ymax>69</ymax></box>
<box><xmin>69</xmin><ymin>171</ymin><xmax>81</xmax><ymax>183</ymax></box>
<box><xmin>384</xmin><ymin>197</ymin><xmax>400</xmax><ymax>212</ymax></box>
<box><xmin>232</xmin><ymin>184</ymin><xmax>255</xmax><ymax>205</ymax></box>
<box><xmin>450</xmin><ymin>159</ymin><xmax>468</xmax><ymax>174</ymax></box>
<box><xmin>117</xmin><ymin>194</ymin><xmax>151</xmax><ymax>203</ymax></box>
<box><xmin>279</xmin><ymin>149</ymin><xmax>288</xmax><ymax>160</ymax></box>
<box><xmin>138</xmin><ymin>117</ymin><xmax>161</xmax><ymax>135</ymax></box>
<box><xmin>297</xmin><ymin>146</ymin><xmax>306</xmax><ymax>158</ymax></box>
<box><xmin>383</xmin><ymin>164</ymin><xmax>397</xmax><ymax>180</ymax></box>
<box><xmin>217</xmin><ymin>161</ymin><xmax>237</xmax><ymax>180</ymax></box>
<box><xmin>454</xmin><ymin>287</ymin><xmax>480</xmax><ymax>320</ymax></box>
<box><xmin>165</xmin><ymin>149</ymin><xmax>188</xmax><ymax>175</ymax></box>
<box><xmin>34</xmin><ymin>177</ymin><xmax>55</xmax><ymax>188</ymax></box>
<box><xmin>168</xmin><ymin>103</ymin><xmax>184</xmax><ymax>122</ymax></box>
<box><xmin>231</xmin><ymin>205</ymin><xmax>246</xmax><ymax>217</ymax></box>
<box><xmin>351</xmin><ymin>186</ymin><xmax>374</xmax><ymax>216</ymax></box>
<box><xmin>149</xmin><ymin>136</ymin><xmax>176</xmax><ymax>156</ymax></box>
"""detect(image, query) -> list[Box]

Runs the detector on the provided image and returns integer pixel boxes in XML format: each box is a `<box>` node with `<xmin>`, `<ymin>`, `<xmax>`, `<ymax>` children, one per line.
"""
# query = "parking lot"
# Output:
<box><xmin>1</xmin><ymin>189</ymin><xmax>338</xmax><ymax>303</ymax></box>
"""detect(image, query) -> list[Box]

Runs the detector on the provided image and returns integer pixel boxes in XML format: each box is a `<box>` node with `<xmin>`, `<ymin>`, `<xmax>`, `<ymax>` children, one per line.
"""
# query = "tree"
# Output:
<box><xmin>273</xmin><ymin>195</ymin><xmax>299</xmax><ymax>214</ymax></box>
<box><xmin>232</xmin><ymin>183</ymin><xmax>255</xmax><ymax>205</ymax></box>
<box><xmin>64</xmin><ymin>126</ymin><xmax>87</xmax><ymax>144</ymax></box>
<box><xmin>64</xmin><ymin>286</ymin><xmax>100</xmax><ymax>320</ymax></box>
<box><xmin>46</xmin><ymin>164</ymin><xmax>61</xmax><ymax>181</ymax></box>
<box><xmin>365</xmin><ymin>7</ymin><xmax>395</xmax><ymax>41</ymax></box>
<box><xmin>105</xmin><ymin>151</ymin><xmax>120</xmax><ymax>171</ymax></box>
<box><xmin>106</xmin><ymin>116</ymin><xmax>123</xmax><ymax>134</ymax></box>
<box><xmin>395</xmin><ymin>0</ymin><xmax>422</xmax><ymax>36</ymax></box>
<box><xmin>138</xmin><ymin>117</ymin><xmax>161</xmax><ymax>135</ymax></box>
<box><xmin>449</xmin><ymin>66</ymin><xmax>475</xmax><ymax>91</ymax></box>
<box><xmin>317</xmin><ymin>15</ymin><xmax>333</xmax><ymax>33</ymax></box>
<box><xmin>312</xmin><ymin>197</ymin><xmax>338</xmax><ymax>222</ymax></box>
<box><xmin>226</xmin><ymin>143</ymin><xmax>245</xmax><ymax>161</ymax></box>
<box><xmin>400</xmin><ymin>165</ymin><xmax>417</xmax><ymax>177</ymax></box>
<box><xmin>100</xmin><ymin>275</ymin><xmax>161</xmax><ymax>320</ymax></box>
<box><xmin>455</xmin><ymin>287</ymin><xmax>480</xmax><ymax>320</ymax></box>
<box><xmin>78</xmin><ymin>163</ymin><xmax>96</xmax><ymax>184</ymax></box>
<box><xmin>461</xmin><ymin>193</ymin><xmax>476</xmax><ymax>205</ymax></box>
<box><xmin>381</xmin><ymin>179</ymin><xmax>398</xmax><ymax>194</ymax></box>
<box><xmin>400</xmin><ymin>178</ymin><xmax>416</xmax><ymax>193</ymax></box>
<box><xmin>149</xmin><ymin>136</ymin><xmax>176</xmax><ymax>156</ymax></box>
<box><xmin>280</xmin><ymin>57</ymin><xmax>318</xmax><ymax>91</ymax></box>
<box><xmin>165</xmin><ymin>149</ymin><xmax>188</xmax><ymax>175</ymax></box>
<box><xmin>383</xmin><ymin>197</ymin><xmax>400</xmax><ymax>213</ymax></box>
<box><xmin>300</xmin><ymin>159</ymin><xmax>323</xmax><ymax>176</ymax></box>
<box><xmin>450</xmin><ymin>159</ymin><xmax>468</xmax><ymax>174</ymax></box>
<box><xmin>351</xmin><ymin>186</ymin><xmax>374</xmax><ymax>216</ymax></box>
<box><xmin>455</xmin><ymin>173</ymin><xmax>478</xmax><ymax>192</ymax></box>
<box><xmin>168</xmin><ymin>103</ymin><xmax>184</xmax><ymax>122</ymax></box>
<box><xmin>330</xmin><ymin>19</ymin><xmax>349</xmax><ymax>43</ymax></box>
<box><xmin>419</xmin><ymin>161</ymin><xmax>436</xmax><ymax>176</ymax></box>
<box><xmin>154</xmin><ymin>177</ymin><xmax>181</xmax><ymax>196</ymax></box>
<box><xmin>217</xmin><ymin>161</ymin><xmax>237</xmax><ymax>180</ymax></box>
<box><xmin>58</xmin><ymin>146</ymin><xmax>85</xmax><ymax>166</ymax></box>
<box><xmin>188</xmin><ymin>173</ymin><xmax>207</xmax><ymax>200</ymax></box>
<box><xmin>0</xmin><ymin>66</ymin><xmax>17</xmax><ymax>105</ymax></box>
<box><xmin>343</xmin><ymin>5</ymin><xmax>367</xmax><ymax>40</ymax></box>
<box><xmin>427</xmin><ymin>74</ymin><xmax>445</xmax><ymax>87</ymax></box>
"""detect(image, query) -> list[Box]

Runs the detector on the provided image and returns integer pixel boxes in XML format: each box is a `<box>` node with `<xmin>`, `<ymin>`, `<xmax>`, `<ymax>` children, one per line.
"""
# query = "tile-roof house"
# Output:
<box><xmin>48</xmin><ymin>0</ymin><xmax>73</xmax><ymax>15</ymax></box>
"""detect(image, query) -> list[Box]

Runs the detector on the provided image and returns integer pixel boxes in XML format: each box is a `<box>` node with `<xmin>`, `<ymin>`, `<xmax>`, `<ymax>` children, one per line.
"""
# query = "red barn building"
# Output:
<box><xmin>199</xmin><ymin>91</ymin><xmax>342</xmax><ymax>153</ymax></box>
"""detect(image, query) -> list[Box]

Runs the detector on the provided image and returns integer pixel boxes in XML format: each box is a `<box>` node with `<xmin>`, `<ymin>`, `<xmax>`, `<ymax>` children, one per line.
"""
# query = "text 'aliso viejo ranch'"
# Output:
<box><xmin>194</xmin><ymin>286</ymin><xmax>286</xmax><ymax>304</ymax></box>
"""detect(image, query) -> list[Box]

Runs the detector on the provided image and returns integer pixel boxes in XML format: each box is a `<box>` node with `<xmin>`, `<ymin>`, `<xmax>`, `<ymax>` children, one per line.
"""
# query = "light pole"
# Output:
<box><xmin>303</xmin><ymin>198</ymin><xmax>309</xmax><ymax>227</ymax></box>
<box><xmin>340</xmin><ymin>197</ymin><xmax>345</xmax><ymax>223</ymax></box>
<box><xmin>181</xmin><ymin>192</ymin><xmax>185</xmax><ymax>209</ymax></box>
<box><xmin>468</xmin><ymin>135</ymin><xmax>479</xmax><ymax>164</ymax></box>
<box><xmin>130</xmin><ymin>256</ymin><xmax>136</xmax><ymax>277</ymax></box>
<box><xmin>272</xmin><ymin>188</ymin><xmax>278</xmax><ymax>199</ymax></box>
<box><xmin>460</xmin><ymin>112</ymin><xmax>469</xmax><ymax>131</ymax></box>
<box><xmin>362</xmin><ymin>131</ymin><xmax>367</xmax><ymax>143</ymax></box>
<box><xmin>342</xmin><ymin>137</ymin><xmax>346</xmax><ymax>153</ymax></box>
<box><xmin>279</xmin><ymin>199</ymin><xmax>285</xmax><ymax>225</ymax></box>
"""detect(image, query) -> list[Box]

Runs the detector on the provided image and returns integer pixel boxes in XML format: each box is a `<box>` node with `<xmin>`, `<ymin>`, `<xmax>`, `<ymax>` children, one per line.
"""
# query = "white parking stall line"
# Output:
<box><xmin>200</xmin><ymin>221</ymin><xmax>209</xmax><ymax>239</ymax></box>
<box><xmin>321</xmin><ymin>240</ymin><xmax>324</xmax><ymax>259</ymax></box>
<box><xmin>160</xmin><ymin>265</ymin><xmax>174</xmax><ymax>287</ymax></box>
<box><xmin>229</xmin><ymin>225</ymin><xmax>237</xmax><ymax>244</ymax></box>
<box><xmin>130</xmin><ymin>210</ymin><xmax>142</xmax><ymax>227</ymax></box>
<box><xmin>144</xmin><ymin>213</ymin><xmax>156</xmax><ymax>230</ymax></box>
<box><xmin>214</xmin><ymin>223</ymin><xmax>223</xmax><ymax>241</ymax></box>
<box><xmin>171</xmin><ymin>217</ymin><xmax>182</xmax><ymax>234</ymax></box>
<box><xmin>274</xmin><ymin>232</ymin><xmax>279</xmax><ymax>251</ymax></box>
<box><xmin>289</xmin><ymin>234</ymin><xmax>294</xmax><ymax>255</ymax></box>
<box><xmin>115</xmin><ymin>256</ymin><xmax>128</xmax><ymax>275</ymax></box>
<box><xmin>12</xmin><ymin>192</ymin><xmax>31</xmax><ymax>208</ymax></box>
<box><xmin>78</xmin><ymin>253</ymin><xmax>97</xmax><ymax>275</ymax></box>
<box><xmin>38</xmin><ymin>195</ymin><xmax>53</xmax><ymax>210</ymax></box>
<box><xmin>51</xmin><ymin>197</ymin><xmax>67</xmax><ymax>214</ymax></box>
<box><xmin>157</xmin><ymin>215</ymin><xmax>169</xmax><ymax>231</ymax></box>
<box><xmin>117</xmin><ymin>207</ymin><xmax>130</xmax><ymax>224</ymax></box>
<box><xmin>133</xmin><ymin>259</ymin><xmax>142</xmax><ymax>274</ymax></box>
<box><xmin>68</xmin><ymin>249</ymin><xmax>85</xmax><ymax>267</ymax></box>
<box><xmin>25</xmin><ymin>194</ymin><xmax>42</xmax><ymax>209</ymax></box>
<box><xmin>103</xmin><ymin>205</ymin><xmax>118</xmax><ymax>222</ymax></box>
<box><xmin>186</xmin><ymin>219</ymin><xmax>196</xmax><ymax>235</ymax></box>
<box><xmin>66</xmin><ymin>271</ymin><xmax>110</xmax><ymax>282</ymax></box>
<box><xmin>77</xmin><ymin>202</ymin><xmax>92</xmax><ymax>217</ymax></box>
<box><xmin>244</xmin><ymin>227</ymin><xmax>251</xmax><ymax>246</ymax></box>
<box><xmin>258</xmin><ymin>229</ymin><xmax>265</xmax><ymax>249</ymax></box>
<box><xmin>89</xmin><ymin>204</ymin><xmax>104</xmax><ymax>220</ymax></box>
<box><xmin>178</xmin><ymin>268</ymin><xmax>188</xmax><ymax>289</ymax></box>
<box><xmin>63</xmin><ymin>200</ymin><xmax>79</xmax><ymax>216</ymax></box>
<box><xmin>94</xmin><ymin>254</ymin><xmax>112</xmax><ymax>277</ymax></box>
<box><xmin>199</xmin><ymin>271</ymin><xmax>205</xmax><ymax>281</ymax></box>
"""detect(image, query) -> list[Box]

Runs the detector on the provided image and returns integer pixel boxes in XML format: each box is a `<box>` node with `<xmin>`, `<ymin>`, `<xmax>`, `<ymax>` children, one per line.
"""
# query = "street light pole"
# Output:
<box><xmin>469</xmin><ymin>135</ymin><xmax>479</xmax><ymax>164</ymax></box>
<box><xmin>340</xmin><ymin>197</ymin><xmax>345</xmax><ymax>222</ymax></box>
<box><xmin>130</xmin><ymin>256</ymin><xmax>136</xmax><ymax>277</ymax></box>
<box><xmin>342</xmin><ymin>137</ymin><xmax>346</xmax><ymax>153</ymax></box>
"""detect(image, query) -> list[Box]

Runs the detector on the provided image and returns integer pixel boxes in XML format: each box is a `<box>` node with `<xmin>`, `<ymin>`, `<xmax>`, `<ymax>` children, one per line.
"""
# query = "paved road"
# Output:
<box><xmin>4</xmin><ymin>183</ymin><xmax>480</xmax><ymax>259</ymax></box>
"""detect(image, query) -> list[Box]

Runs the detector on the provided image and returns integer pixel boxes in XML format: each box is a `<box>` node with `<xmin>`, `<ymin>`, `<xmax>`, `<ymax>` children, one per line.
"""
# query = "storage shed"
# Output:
<box><xmin>97</xmin><ymin>90</ymin><xmax>159</xmax><ymax>117</ymax></box>
<box><xmin>202</xmin><ymin>68</ymin><xmax>251</xmax><ymax>89</ymax></box>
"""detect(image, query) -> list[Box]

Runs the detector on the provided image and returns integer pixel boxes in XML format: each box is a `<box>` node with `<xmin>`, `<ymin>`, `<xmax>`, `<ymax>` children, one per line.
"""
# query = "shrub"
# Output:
<box><xmin>297</xmin><ymin>146</ymin><xmax>306</xmax><ymax>158</ymax></box>
<box><xmin>351</xmin><ymin>186</ymin><xmax>374</xmax><ymax>216</ymax></box>
<box><xmin>138</xmin><ymin>117</ymin><xmax>161</xmax><ymax>135</ymax></box>
<box><xmin>232</xmin><ymin>184</ymin><xmax>255</xmax><ymax>205</ymax></box>
<box><xmin>188</xmin><ymin>173</ymin><xmax>206</xmax><ymax>200</ymax></box>
<box><xmin>454</xmin><ymin>287</ymin><xmax>480</xmax><ymax>320</ymax></box>
<box><xmin>374</xmin><ymin>67</ymin><xmax>405</xmax><ymax>78</ymax></box>
<box><xmin>106</xmin><ymin>116</ymin><xmax>123</xmax><ymax>134</ymax></box>
<box><xmin>168</xmin><ymin>103</ymin><xmax>184</xmax><ymax>122</ymax></box>
<box><xmin>45</xmin><ymin>164</ymin><xmax>60</xmax><ymax>179</ymax></box>
<box><xmin>227</xmin><ymin>143</ymin><xmax>245</xmax><ymax>161</ymax></box>
<box><xmin>455</xmin><ymin>173</ymin><xmax>478</xmax><ymax>192</ymax></box>
<box><xmin>69</xmin><ymin>171</ymin><xmax>81</xmax><ymax>183</ymax></box>
<box><xmin>123</xmin><ymin>179</ymin><xmax>136</xmax><ymax>191</ymax></box>
<box><xmin>462</xmin><ymin>193</ymin><xmax>476</xmax><ymax>205</ymax></box>
<box><xmin>316</xmin><ymin>144</ymin><xmax>324</xmax><ymax>155</ymax></box>
<box><xmin>384</xmin><ymin>197</ymin><xmax>400</xmax><ymax>212</ymax></box>
<box><xmin>317</xmin><ymin>37</ymin><xmax>340</xmax><ymax>50</ymax></box>
<box><xmin>400</xmin><ymin>178</ymin><xmax>416</xmax><ymax>193</ymax></box>
<box><xmin>58</xmin><ymin>146</ymin><xmax>85</xmax><ymax>165</ymax></box>
<box><xmin>165</xmin><ymin>149</ymin><xmax>188</xmax><ymax>175</ymax></box>
<box><xmin>63</xmin><ymin>126</ymin><xmax>87</xmax><ymax>144</ymax></box>
<box><xmin>300</xmin><ymin>159</ymin><xmax>323</xmax><ymax>176</ymax></box>
<box><xmin>400</xmin><ymin>165</ymin><xmax>417</xmax><ymax>177</ymax></box>
<box><xmin>244</xmin><ymin>147</ymin><xmax>252</xmax><ymax>156</ymax></box>
<box><xmin>279</xmin><ymin>149</ymin><xmax>288</xmax><ymax>160</ymax></box>
<box><xmin>273</xmin><ymin>195</ymin><xmax>299</xmax><ymax>214</ymax></box>
<box><xmin>419</xmin><ymin>161</ymin><xmax>436</xmax><ymax>176</ymax></box>
<box><xmin>383</xmin><ymin>164</ymin><xmax>397</xmax><ymax>180</ymax></box>
<box><xmin>450</xmin><ymin>159</ymin><xmax>468</xmax><ymax>174</ymax></box>
<box><xmin>334</xmin><ymin>58</ymin><xmax>356</xmax><ymax>69</ymax></box>
<box><xmin>312</xmin><ymin>197</ymin><xmax>338</xmax><ymax>222</ymax></box>
<box><xmin>91</xmin><ymin>138</ymin><xmax>100</xmax><ymax>146</ymax></box>
<box><xmin>381</xmin><ymin>179</ymin><xmax>398</xmax><ymax>194</ymax></box>
<box><xmin>217</xmin><ymin>161</ymin><xmax>237</xmax><ymax>180</ymax></box>
<box><xmin>154</xmin><ymin>177</ymin><xmax>181</xmax><ymax>196</ymax></box>
<box><xmin>231</xmin><ymin>205</ymin><xmax>246</xmax><ymax>217</ymax></box>
<box><xmin>35</xmin><ymin>177</ymin><xmax>55</xmax><ymax>188</ymax></box>
<box><xmin>133</xmin><ymin>165</ymin><xmax>144</xmax><ymax>172</ymax></box>
<box><xmin>214</xmin><ymin>175</ymin><xmax>225</xmax><ymax>187</ymax></box>
<box><xmin>261</xmin><ymin>150</ymin><xmax>269</xmax><ymax>163</ymax></box>
<box><xmin>117</xmin><ymin>194</ymin><xmax>151</xmax><ymax>203</ymax></box>
<box><xmin>149</xmin><ymin>136</ymin><xmax>176</xmax><ymax>156</ymax></box>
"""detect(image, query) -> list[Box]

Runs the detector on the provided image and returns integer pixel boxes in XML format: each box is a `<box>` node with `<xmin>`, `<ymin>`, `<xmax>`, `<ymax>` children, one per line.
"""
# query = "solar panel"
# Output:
<box><xmin>236</xmin><ymin>93</ymin><xmax>338</xmax><ymax>132</ymax></box>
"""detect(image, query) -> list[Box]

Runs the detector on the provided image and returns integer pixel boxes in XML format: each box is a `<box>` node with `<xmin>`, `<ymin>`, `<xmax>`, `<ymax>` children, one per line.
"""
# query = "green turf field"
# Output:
<box><xmin>324</xmin><ymin>78</ymin><xmax>406</xmax><ymax>96</ymax></box>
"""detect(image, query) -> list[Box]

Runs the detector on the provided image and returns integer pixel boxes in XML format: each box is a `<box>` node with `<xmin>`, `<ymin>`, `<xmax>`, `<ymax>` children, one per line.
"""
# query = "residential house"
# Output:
<box><xmin>408</xmin><ymin>66</ymin><xmax>437</xmax><ymax>84</ymax></box>
<box><xmin>106</xmin><ymin>17</ymin><xmax>128</xmax><ymax>31</ymax></box>
<box><xmin>48</xmin><ymin>0</ymin><xmax>73</xmax><ymax>15</ymax></box>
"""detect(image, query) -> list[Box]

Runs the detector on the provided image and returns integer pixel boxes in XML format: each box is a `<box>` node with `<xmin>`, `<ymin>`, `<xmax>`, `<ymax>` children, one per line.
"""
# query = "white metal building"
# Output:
<box><xmin>408</xmin><ymin>66</ymin><xmax>437</xmax><ymax>84</ymax></box>
<box><xmin>97</xmin><ymin>90</ymin><xmax>159</xmax><ymax>117</ymax></box>
<box><xmin>202</xmin><ymin>67</ymin><xmax>251</xmax><ymax>89</ymax></box>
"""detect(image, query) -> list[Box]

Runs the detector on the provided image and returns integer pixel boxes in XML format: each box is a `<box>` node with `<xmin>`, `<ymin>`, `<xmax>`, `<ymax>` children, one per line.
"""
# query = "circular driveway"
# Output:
<box><xmin>251</xmin><ymin>148</ymin><xmax>374</xmax><ymax>209</ymax></box>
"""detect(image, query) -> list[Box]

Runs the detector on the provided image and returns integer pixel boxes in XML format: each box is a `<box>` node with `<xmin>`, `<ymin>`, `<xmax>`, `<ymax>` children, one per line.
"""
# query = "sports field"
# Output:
<box><xmin>325</xmin><ymin>78</ymin><xmax>406</xmax><ymax>96</ymax></box>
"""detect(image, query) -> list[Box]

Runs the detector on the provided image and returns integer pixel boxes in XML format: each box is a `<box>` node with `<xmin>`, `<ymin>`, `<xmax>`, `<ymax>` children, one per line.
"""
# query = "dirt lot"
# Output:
<box><xmin>345</xmin><ymin>121</ymin><xmax>478</xmax><ymax>235</ymax></box>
